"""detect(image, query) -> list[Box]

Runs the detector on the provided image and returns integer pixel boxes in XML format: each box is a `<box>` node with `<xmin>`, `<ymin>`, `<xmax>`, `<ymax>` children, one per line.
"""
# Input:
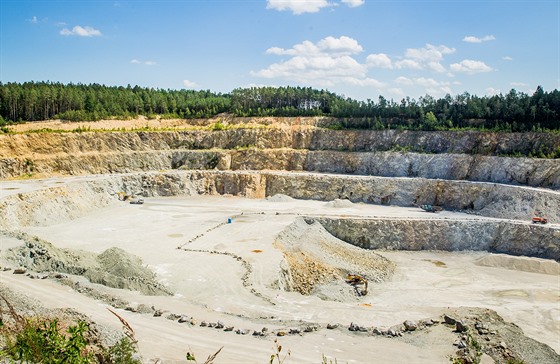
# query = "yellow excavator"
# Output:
<box><xmin>346</xmin><ymin>274</ymin><xmax>368</xmax><ymax>296</ymax></box>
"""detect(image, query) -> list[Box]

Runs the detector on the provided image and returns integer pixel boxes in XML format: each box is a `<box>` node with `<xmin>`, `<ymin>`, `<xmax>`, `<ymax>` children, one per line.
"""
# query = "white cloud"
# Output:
<box><xmin>60</xmin><ymin>25</ymin><xmax>102</xmax><ymax>37</ymax></box>
<box><xmin>29</xmin><ymin>16</ymin><xmax>38</xmax><ymax>24</ymax></box>
<box><xmin>510</xmin><ymin>82</ymin><xmax>527</xmax><ymax>87</ymax></box>
<box><xmin>366</xmin><ymin>53</ymin><xmax>393</xmax><ymax>69</ymax></box>
<box><xmin>395</xmin><ymin>76</ymin><xmax>413</xmax><ymax>85</ymax></box>
<box><xmin>341</xmin><ymin>0</ymin><xmax>365</xmax><ymax>7</ymax></box>
<box><xmin>463</xmin><ymin>35</ymin><xmax>496</xmax><ymax>43</ymax></box>
<box><xmin>391</xmin><ymin>44</ymin><xmax>455</xmax><ymax>72</ymax></box>
<box><xmin>394</xmin><ymin>59</ymin><xmax>422</xmax><ymax>70</ymax></box>
<box><xmin>183</xmin><ymin>80</ymin><xmax>198</xmax><ymax>88</ymax></box>
<box><xmin>485</xmin><ymin>87</ymin><xmax>501</xmax><ymax>96</ymax></box>
<box><xmin>131</xmin><ymin>59</ymin><xmax>157</xmax><ymax>66</ymax></box>
<box><xmin>253</xmin><ymin>36</ymin><xmax>386</xmax><ymax>91</ymax></box>
<box><xmin>266</xmin><ymin>0</ymin><xmax>364</xmax><ymax>14</ymax></box>
<box><xmin>266</xmin><ymin>0</ymin><xmax>332</xmax><ymax>15</ymax></box>
<box><xmin>266</xmin><ymin>36</ymin><xmax>362</xmax><ymax>57</ymax></box>
<box><xmin>404</xmin><ymin>44</ymin><xmax>455</xmax><ymax>62</ymax></box>
<box><xmin>502</xmin><ymin>56</ymin><xmax>513</xmax><ymax>61</ymax></box>
<box><xmin>450</xmin><ymin>59</ymin><xmax>493</xmax><ymax>74</ymax></box>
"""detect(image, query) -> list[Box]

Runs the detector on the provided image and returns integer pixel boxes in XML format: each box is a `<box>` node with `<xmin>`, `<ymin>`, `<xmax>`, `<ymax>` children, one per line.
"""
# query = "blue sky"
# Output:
<box><xmin>1</xmin><ymin>0</ymin><xmax>558</xmax><ymax>101</ymax></box>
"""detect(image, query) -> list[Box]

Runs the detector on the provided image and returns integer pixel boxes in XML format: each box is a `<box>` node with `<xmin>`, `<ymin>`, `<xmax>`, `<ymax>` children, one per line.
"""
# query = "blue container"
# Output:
<box><xmin>227</xmin><ymin>218</ymin><xmax>232</xmax><ymax>224</ymax></box>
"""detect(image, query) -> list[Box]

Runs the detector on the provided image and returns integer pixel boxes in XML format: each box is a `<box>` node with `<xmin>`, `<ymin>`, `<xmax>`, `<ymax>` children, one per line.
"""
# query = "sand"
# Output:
<box><xmin>1</xmin><ymin>186</ymin><xmax>559</xmax><ymax>362</ymax></box>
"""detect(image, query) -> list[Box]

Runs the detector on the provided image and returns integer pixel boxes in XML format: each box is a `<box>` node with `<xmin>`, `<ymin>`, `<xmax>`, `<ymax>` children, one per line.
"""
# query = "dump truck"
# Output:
<box><xmin>532</xmin><ymin>217</ymin><xmax>548</xmax><ymax>224</ymax></box>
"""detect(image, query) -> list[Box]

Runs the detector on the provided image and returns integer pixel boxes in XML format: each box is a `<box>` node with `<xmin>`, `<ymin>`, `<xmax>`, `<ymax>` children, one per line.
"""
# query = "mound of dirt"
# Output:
<box><xmin>266</xmin><ymin>194</ymin><xmax>294</xmax><ymax>202</ymax></box>
<box><xmin>274</xmin><ymin>217</ymin><xmax>395</xmax><ymax>301</ymax></box>
<box><xmin>475</xmin><ymin>254</ymin><xmax>560</xmax><ymax>275</ymax></box>
<box><xmin>4</xmin><ymin>232</ymin><xmax>171</xmax><ymax>296</ymax></box>
<box><xmin>325</xmin><ymin>198</ymin><xmax>354</xmax><ymax>208</ymax></box>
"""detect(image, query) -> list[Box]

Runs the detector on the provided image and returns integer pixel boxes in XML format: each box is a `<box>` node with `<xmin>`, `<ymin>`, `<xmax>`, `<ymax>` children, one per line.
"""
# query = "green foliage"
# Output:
<box><xmin>1</xmin><ymin>82</ymin><xmax>559</xmax><ymax>132</ymax></box>
<box><xmin>3</xmin><ymin>318</ymin><xmax>94</xmax><ymax>363</ymax></box>
<box><xmin>104</xmin><ymin>336</ymin><xmax>141</xmax><ymax>364</ymax></box>
<box><xmin>211</xmin><ymin>121</ymin><xmax>227</xmax><ymax>131</ymax></box>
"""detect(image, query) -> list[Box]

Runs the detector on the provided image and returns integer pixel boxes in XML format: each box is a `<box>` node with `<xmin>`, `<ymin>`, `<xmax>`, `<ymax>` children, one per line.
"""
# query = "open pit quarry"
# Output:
<box><xmin>0</xmin><ymin>117</ymin><xmax>559</xmax><ymax>363</ymax></box>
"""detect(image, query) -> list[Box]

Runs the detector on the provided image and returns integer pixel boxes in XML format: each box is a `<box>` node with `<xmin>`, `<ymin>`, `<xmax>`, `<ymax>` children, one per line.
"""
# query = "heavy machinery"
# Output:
<box><xmin>532</xmin><ymin>217</ymin><xmax>548</xmax><ymax>224</ymax></box>
<box><xmin>419</xmin><ymin>204</ymin><xmax>443</xmax><ymax>213</ymax></box>
<box><xmin>346</xmin><ymin>274</ymin><xmax>368</xmax><ymax>296</ymax></box>
<box><xmin>117</xmin><ymin>192</ymin><xmax>144</xmax><ymax>205</ymax></box>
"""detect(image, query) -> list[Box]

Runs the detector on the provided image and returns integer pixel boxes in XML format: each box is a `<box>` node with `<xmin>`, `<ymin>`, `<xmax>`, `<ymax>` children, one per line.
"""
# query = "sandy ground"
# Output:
<box><xmin>1</xmin><ymin>186</ymin><xmax>559</xmax><ymax>362</ymax></box>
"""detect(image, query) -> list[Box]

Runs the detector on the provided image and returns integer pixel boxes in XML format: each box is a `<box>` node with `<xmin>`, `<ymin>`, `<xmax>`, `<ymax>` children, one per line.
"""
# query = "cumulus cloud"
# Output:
<box><xmin>183</xmin><ymin>80</ymin><xmax>198</xmax><ymax>88</ymax></box>
<box><xmin>130</xmin><ymin>59</ymin><xmax>141</xmax><ymax>64</ymax></box>
<box><xmin>253</xmin><ymin>36</ymin><xmax>385</xmax><ymax>90</ymax></box>
<box><xmin>450</xmin><ymin>59</ymin><xmax>493</xmax><ymax>74</ymax></box>
<box><xmin>502</xmin><ymin>56</ymin><xmax>513</xmax><ymax>61</ymax></box>
<box><xmin>485</xmin><ymin>87</ymin><xmax>501</xmax><ymax>96</ymax></box>
<box><xmin>28</xmin><ymin>16</ymin><xmax>38</xmax><ymax>24</ymax></box>
<box><xmin>399</xmin><ymin>44</ymin><xmax>455</xmax><ymax>72</ymax></box>
<box><xmin>394</xmin><ymin>59</ymin><xmax>422</xmax><ymax>70</ymax></box>
<box><xmin>463</xmin><ymin>35</ymin><xmax>496</xmax><ymax>43</ymax></box>
<box><xmin>395</xmin><ymin>76</ymin><xmax>413</xmax><ymax>85</ymax></box>
<box><xmin>266</xmin><ymin>0</ymin><xmax>331</xmax><ymax>14</ymax></box>
<box><xmin>60</xmin><ymin>25</ymin><xmax>102</xmax><ymax>37</ymax></box>
<box><xmin>266</xmin><ymin>36</ymin><xmax>362</xmax><ymax>56</ymax></box>
<box><xmin>341</xmin><ymin>0</ymin><xmax>365</xmax><ymax>7</ymax></box>
<box><xmin>266</xmin><ymin>0</ymin><xmax>364</xmax><ymax>14</ymax></box>
<box><xmin>366</xmin><ymin>53</ymin><xmax>392</xmax><ymax>69</ymax></box>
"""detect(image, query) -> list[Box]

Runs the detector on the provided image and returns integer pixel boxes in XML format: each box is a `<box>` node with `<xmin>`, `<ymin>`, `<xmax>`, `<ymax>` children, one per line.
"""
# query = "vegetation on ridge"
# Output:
<box><xmin>0</xmin><ymin>82</ymin><xmax>559</xmax><ymax>132</ymax></box>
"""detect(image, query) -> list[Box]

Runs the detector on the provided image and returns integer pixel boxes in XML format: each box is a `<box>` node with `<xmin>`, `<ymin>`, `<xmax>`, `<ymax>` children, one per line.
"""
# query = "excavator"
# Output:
<box><xmin>117</xmin><ymin>192</ymin><xmax>144</xmax><ymax>205</ymax></box>
<box><xmin>419</xmin><ymin>204</ymin><xmax>443</xmax><ymax>213</ymax></box>
<box><xmin>346</xmin><ymin>274</ymin><xmax>368</xmax><ymax>296</ymax></box>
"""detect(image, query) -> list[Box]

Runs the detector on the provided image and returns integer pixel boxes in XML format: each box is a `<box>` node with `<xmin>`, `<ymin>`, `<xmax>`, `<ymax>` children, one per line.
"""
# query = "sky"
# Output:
<box><xmin>1</xmin><ymin>0</ymin><xmax>559</xmax><ymax>101</ymax></box>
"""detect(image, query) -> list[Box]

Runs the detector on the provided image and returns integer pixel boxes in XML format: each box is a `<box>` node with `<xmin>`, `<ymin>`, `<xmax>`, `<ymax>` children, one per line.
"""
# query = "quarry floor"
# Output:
<box><xmin>1</xmin><ymin>176</ymin><xmax>559</xmax><ymax>363</ymax></box>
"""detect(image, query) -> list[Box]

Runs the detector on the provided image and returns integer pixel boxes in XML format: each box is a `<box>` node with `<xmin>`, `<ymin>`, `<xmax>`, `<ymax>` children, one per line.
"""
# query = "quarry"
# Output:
<box><xmin>0</xmin><ymin>117</ymin><xmax>559</xmax><ymax>363</ymax></box>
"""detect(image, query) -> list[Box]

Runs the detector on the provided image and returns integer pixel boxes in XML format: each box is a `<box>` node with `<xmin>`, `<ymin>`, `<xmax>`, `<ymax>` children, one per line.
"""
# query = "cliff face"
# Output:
<box><xmin>2</xmin><ymin>171</ymin><xmax>559</xmax><ymax>229</ymax></box>
<box><xmin>315</xmin><ymin>217</ymin><xmax>560</xmax><ymax>261</ymax></box>
<box><xmin>1</xmin><ymin>129</ymin><xmax>558</xmax><ymax>188</ymax></box>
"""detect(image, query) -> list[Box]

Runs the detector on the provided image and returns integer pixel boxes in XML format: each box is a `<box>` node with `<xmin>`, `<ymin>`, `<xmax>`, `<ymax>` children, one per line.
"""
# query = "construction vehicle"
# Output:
<box><xmin>420</xmin><ymin>204</ymin><xmax>443</xmax><ymax>213</ymax></box>
<box><xmin>532</xmin><ymin>217</ymin><xmax>548</xmax><ymax>224</ymax></box>
<box><xmin>117</xmin><ymin>192</ymin><xmax>144</xmax><ymax>204</ymax></box>
<box><xmin>346</xmin><ymin>274</ymin><xmax>368</xmax><ymax>296</ymax></box>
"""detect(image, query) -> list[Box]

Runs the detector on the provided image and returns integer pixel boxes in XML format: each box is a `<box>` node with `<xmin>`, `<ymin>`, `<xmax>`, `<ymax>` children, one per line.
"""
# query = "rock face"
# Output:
<box><xmin>315</xmin><ymin>217</ymin><xmax>560</xmax><ymax>261</ymax></box>
<box><xmin>1</xmin><ymin>129</ymin><xmax>558</xmax><ymax>188</ymax></box>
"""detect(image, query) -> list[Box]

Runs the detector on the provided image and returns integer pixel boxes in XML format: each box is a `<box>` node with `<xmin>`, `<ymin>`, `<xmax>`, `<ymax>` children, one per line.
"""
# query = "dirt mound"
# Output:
<box><xmin>3</xmin><ymin>232</ymin><xmax>171</xmax><ymax>296</ymax></box>
<box><xmin>274</xmin><ymin>217</ymin><xmax>395</xmax><ymax>301</ymax></box>
<box><xmin>325</xmin><ymin>198</ymin><xmax>354</xmax><ymax>208</ymax></box>
<box><xmin>475</xmin><ymin>254</ymin><xmax>560</xmax><ymax>275</ymax></box>
<box><xmin>266</xmin><ymin>194</ymin><xmax>294</xmax><ymax>202</ymax></box>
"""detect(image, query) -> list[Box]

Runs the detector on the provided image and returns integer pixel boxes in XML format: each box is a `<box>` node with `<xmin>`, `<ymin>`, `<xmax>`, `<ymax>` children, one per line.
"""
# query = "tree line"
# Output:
<box><xmin>1</xmin><ymin>82</ymin><xmax>559</xmax><ymax>132</ymax></box>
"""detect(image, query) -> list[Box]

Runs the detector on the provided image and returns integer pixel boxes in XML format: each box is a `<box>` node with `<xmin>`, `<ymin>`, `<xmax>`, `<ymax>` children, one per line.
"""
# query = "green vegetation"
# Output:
<box><xmin>0</xmin><ymin>296</ymin><xmax>141</xmax><ymax>363</ymax></box>
<box><xmin>1</xmin><ymin>82</ymin><xmax>559</xmax><ymax>132</ymax></box>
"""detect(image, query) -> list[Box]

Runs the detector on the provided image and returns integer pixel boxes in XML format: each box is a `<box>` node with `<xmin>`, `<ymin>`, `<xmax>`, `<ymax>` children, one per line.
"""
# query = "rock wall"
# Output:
<box><xmin>2</xmin><ymin>129</ymin><xmax>559</xmax><ymax>155</ymax></box>
<box><xmin>2</xmin><ymin>147</ymin><xmax>559</xmax><ymax>188</ymax></box>
<box><xmin>2</xmin><ymin>171</ymin><xmax>559</xmax><ymax>231</ymax></box>
<box><xmin>313</xmin><ymin>218</ymin><xmax>560</xmax><ymax>261</ymax></box>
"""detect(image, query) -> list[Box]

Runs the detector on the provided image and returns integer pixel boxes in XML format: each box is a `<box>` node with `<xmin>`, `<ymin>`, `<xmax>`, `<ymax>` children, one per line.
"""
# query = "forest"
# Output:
<box><xmin>0</xmin><ymin>82</ymin><xmax>559</xmax><ymax>132</ymax></box>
